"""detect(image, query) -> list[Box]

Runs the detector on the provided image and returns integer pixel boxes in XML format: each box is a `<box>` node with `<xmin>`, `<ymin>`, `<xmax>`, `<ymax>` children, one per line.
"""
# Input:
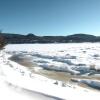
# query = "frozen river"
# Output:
<box><xmin>6</xmin><ymin>43</ymin><xmax>100</xmax><ymax>90</ymax></box>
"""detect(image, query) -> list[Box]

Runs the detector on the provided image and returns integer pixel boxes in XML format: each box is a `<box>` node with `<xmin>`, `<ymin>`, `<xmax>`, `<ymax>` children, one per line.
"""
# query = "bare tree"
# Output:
<box><xmin>0</xmin><ymin>36</ymin><xmax>6</xmax><ymax>50</ymax></box>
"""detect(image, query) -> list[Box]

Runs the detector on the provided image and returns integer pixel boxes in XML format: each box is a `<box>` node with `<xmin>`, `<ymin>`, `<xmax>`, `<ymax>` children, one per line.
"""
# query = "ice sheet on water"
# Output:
<box><xmin>5</xmin><ymin>43</ymin><xmax>100</xmax><ymax>75</ymax></box>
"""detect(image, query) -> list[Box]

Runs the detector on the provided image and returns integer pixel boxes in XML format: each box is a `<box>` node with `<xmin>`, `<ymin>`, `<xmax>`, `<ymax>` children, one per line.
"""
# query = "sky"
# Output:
<box><xmin>0</xmin><ymin>0</ymin><xmax>100</xmax><ymax>36</ymax></box>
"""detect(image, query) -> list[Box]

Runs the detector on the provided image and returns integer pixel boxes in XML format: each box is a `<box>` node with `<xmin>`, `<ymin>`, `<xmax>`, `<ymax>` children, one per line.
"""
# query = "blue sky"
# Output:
<box><xmin>0</xmin><ymin>0</ymin><xmax>100</xmax><ymax>36</ymax></box>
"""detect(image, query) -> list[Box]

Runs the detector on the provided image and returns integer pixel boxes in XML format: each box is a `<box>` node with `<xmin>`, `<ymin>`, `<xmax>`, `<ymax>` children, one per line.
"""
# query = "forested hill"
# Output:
<box><xmin>0</xmin><ymin>33</ymin><xmax>100</xmax><ymax>43</ymax></box>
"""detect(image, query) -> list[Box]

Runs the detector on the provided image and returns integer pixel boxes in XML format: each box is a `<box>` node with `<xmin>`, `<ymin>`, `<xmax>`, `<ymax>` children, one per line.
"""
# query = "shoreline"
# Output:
<box><xmin>9</xmin><ymin>54</ymin><xmax>100</xmax><ymax>91</ymax></box>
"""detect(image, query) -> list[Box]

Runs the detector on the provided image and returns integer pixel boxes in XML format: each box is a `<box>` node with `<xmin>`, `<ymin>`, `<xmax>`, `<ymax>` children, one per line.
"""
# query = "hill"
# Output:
<box><xmin>0</xmin><ymin>33</ymin><xmax>100</xmax><ymax>43</ymax></box>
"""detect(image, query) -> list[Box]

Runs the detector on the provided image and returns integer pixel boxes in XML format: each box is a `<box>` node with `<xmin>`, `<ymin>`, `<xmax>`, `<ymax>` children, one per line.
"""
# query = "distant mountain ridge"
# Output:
<box><xmin>0</xmin><ymin>33</ymin><xmax>100</xmax><ymax>43</ymax></box>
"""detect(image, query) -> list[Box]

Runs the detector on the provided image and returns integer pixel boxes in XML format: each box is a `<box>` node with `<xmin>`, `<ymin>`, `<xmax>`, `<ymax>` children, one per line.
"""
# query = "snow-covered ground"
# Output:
<box><xmin>0</xmin><ymin>43</ymin><xmax>100</xmax><ymax>100</ymax></box>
